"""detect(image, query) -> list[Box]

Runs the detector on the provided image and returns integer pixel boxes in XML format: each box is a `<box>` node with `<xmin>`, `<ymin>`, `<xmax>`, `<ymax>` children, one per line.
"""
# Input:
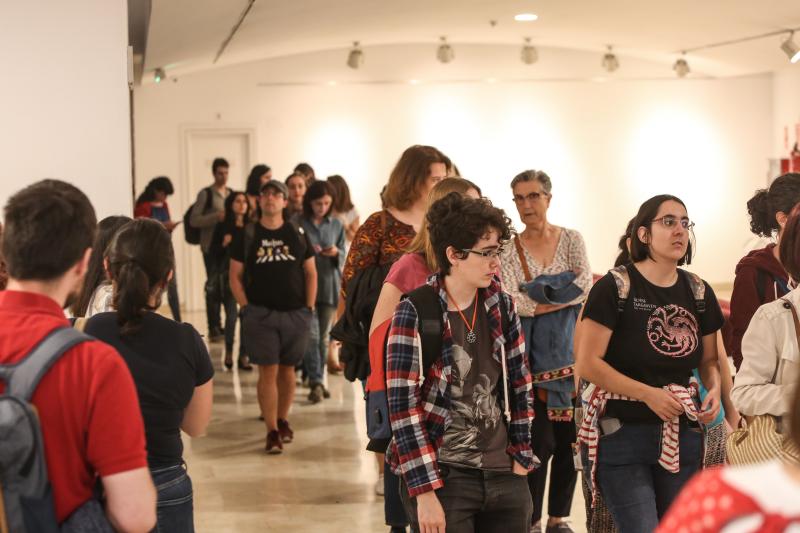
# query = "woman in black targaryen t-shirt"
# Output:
<box><xmin>575</xmin><ymin>195</ymin><xmax>724</xmax><ymax>533</ymax></box>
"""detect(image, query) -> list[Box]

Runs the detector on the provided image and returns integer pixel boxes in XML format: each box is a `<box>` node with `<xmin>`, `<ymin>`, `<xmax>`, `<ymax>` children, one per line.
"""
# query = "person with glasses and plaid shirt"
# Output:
<box><xmin>386</xmin><ymin>192</ymin><xmax>538</xmax><ymax>533</ymax></box>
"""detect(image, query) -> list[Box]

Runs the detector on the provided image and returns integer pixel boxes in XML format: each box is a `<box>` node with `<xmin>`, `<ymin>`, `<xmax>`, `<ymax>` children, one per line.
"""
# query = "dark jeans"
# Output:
<box><xmin>151</xmin><ymin>463</ymin><xmax>194</xmax><ymax>533</ymax></box>
<box><xmin>202</xmin><ymin>251</ymin><xmax>223</xmax><ymax>333</ymax></box>
<box><xmin>220</xmin><ymin>269</ymin><xmax>239</xmax><ymax>353</ymax></box>
<box><xmin>596</xmin><ymin>420</ymin><xmax>703</xmax><ymax>533</ymax></box>
<box><xmin>167</xmin><ymin>272</ymin><xmax>182</xmax><ymax>323</ymax></box>
<box><xmin>303</xmin><ymin>304</ymin><xmax>337</xmax><ymax>385</ymax></box>
<box><xmin>400</xmin><ymin>464</ymin><xmax>532</xmax><ymax>533</ymax></box>
<box><xmin>528</xmin><ymin>394</ymin><xmax>578</xmax><ymax>523</ymax></box>
<box><xmin>385</xmin><ymin>468</ymin><xmax>409</xmax><ymax>528</ymax></box>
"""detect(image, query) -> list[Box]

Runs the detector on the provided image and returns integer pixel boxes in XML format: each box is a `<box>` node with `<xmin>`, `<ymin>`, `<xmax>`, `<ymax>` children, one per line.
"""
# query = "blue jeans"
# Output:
<box><xmin>151</xmin><ymin>463</ymin><xmax>194</xmax><ymax>533</ymax></box>
<box><xmin>303</xmin><ymin>304</ymin><xmax>336</xmax><ymax>385</ymax></box>
<box><xmin>596</xmin><ymin>420</ymin><xmax>703</xmax><ymax>533</ymax></box>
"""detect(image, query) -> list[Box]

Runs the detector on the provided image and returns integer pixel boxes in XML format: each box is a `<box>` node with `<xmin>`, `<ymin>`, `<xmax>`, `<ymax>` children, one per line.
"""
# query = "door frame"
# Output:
<box><xmin>178</xmin><ymin>124</ymin><xmax>257</xmax><ymax>312</ymax></box>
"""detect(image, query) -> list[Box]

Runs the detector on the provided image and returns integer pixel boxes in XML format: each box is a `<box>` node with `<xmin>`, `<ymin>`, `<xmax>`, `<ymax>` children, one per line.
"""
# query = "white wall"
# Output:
<box><xmin>135</xmin><ymin>47</ymin><xmax>773</xmax><ymax>299</ymax></box>
<box><xmin>773</xmin><ymin>66</ymin><xmax>800</xmax><ymax>158</ymax></box>
<box><xmin>0</xmin><ymin>1</ymin><xmax>132</xmax><ymax>219</ymax></box>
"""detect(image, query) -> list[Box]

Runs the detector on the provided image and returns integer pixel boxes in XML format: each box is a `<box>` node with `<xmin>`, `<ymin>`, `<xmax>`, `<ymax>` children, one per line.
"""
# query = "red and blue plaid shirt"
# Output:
<box><xmin>386</xmin><ymin>273</ymin><xmax>537</xmax><ymax>497</ymax></box>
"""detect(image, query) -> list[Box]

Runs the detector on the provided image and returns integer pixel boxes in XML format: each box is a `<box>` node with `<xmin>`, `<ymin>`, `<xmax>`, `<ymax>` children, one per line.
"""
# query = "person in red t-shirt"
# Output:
<box><xmin>0</xmin><ymin>179</ymin><xmax>155</xmax><ymax>531</ymax></box>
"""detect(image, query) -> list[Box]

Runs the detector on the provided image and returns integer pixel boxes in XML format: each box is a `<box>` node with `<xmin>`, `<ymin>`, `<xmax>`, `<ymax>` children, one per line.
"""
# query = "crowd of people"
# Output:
<box><xmin>1</xmin><ymin>146</ymin><xmax>799</xmax><ymax>533</ymax></box>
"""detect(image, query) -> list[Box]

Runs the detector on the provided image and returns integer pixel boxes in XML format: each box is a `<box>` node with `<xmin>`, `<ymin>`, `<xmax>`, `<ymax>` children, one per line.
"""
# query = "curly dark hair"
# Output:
<box><xmin>746</xmin><ymin>173</ymin><xmax>800</xmax><ymax>237</ymax></box>
<box><xmin>427</xmin><ymin>192</ymin><xmax>512</xmax><ymax>275</ymax></box>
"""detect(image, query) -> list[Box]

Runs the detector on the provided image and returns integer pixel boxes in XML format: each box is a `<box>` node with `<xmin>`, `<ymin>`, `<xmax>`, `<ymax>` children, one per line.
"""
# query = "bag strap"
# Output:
<box><xmin>513</xmin><ymin>236</ymin><xmax>532</xmax><ymax>282</ymax></box>
<box><xmin>609</xmin><ymin>264</ymin><xmax>631</xmax><ymax>313</ymax></box>
<box><xmin>679</xmin><ymin>269</ymin><xmax>706</xmax><ymax>314</ymax></box>
<box><xmin>406</xmin><ymin>285</ymin><xmax>444</xmax><ymax>377</ymax></box>
<box><xmin>0</xmin><ymin>327</ymin><xmax>90</xmax><ymax>401</ymax></box>
<box><xmin>782</xmin><ymin>297</ymin><xmax>800</xmax><ymax>360</ymax></box>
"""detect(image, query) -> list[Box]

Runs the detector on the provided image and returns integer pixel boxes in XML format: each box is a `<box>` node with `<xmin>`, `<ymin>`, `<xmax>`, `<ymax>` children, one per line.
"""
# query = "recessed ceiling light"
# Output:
<box><xmin>514</xmin><ymin>13</ymin><xmax>538</xmax><ymax>22</ymax></box>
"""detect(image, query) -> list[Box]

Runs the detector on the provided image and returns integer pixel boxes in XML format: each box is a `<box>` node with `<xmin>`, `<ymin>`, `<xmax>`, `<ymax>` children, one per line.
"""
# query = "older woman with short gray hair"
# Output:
<box><xmin>501</xmin><ymin>169</ymin><xmax>592</xmax><ymax>533</ymax></box>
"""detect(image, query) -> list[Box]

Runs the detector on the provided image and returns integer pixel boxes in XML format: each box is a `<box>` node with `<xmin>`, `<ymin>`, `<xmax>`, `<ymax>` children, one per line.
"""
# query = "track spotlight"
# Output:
<box><xmin>781</xmin><ymin>32</ymin><xmax>800</xmax><ymax>63</ymax></box>
<box><xmin>521</xmin><ymin>38</ymin><xmax>538</xmax><ymax>65</ymax></box>
<box><xmin>437</xmin><ymin>37</ymin><xmax>454</xmax><ymax>64</ymax></box>
<box><xmin>673</xmin><ymin>53</ymin><xmax>690</xmax><ymax>77</ymax></box>
<box><xmin>601</xmin><ymin>45</ymin><xmax>619</xmax><ymax>73</ymax></box>
<box><xmin>347</xmin><ymin>41</ymin><xmax>364</xmax><ymax>69</ymax></box>
<box><xmin>154</xmin><ymin>68</ymin><xmax>166</xmax><ymax>83</ymax></box>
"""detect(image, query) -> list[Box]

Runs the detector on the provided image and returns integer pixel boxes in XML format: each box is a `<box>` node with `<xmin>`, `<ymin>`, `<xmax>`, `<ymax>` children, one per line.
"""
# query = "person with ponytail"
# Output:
<box><xmin>726</xmin><ymin>173</ymin><xmax>800</xmax><ymax>371</ymax></box>
<box><xmin>85</xmin><ymin>218</ymin><xmax>214</xmax><ymax>532</ymax></box>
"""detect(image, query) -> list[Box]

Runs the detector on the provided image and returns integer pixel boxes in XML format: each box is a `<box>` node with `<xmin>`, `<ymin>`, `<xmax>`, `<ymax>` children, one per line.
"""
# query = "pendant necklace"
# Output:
<box><xmin>445</xmin><ymin>287</ymin><xmax>479</xmax><ymax>344</ymax></box>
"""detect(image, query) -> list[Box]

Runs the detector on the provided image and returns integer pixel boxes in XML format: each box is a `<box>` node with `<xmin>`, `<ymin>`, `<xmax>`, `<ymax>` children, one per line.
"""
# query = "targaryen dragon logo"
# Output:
<box><xmin>646</xmin><ymin>304</ymin><xmax>699</xmax><ymax>358</ymax></box>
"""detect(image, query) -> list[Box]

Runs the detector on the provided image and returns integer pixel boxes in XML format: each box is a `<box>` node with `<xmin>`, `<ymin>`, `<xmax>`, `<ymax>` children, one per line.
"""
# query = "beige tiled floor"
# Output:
<box><xmin>181</xmin><ymin>312</ymin><xmax>586</xmax><ymax>532</ymax></box>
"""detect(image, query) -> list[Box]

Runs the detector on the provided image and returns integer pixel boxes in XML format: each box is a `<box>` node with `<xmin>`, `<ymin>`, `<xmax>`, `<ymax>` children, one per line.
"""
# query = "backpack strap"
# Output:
<box><xmin>609</xmin><ymin>264</ymin><xmax>631</xmax><ymax>313</ymax></box>
<box><xmin>203</xmin><ymin>186</ymin><xmax>214</xmax><ymax>212</ymax></box>
<box><xmin>0</xmin><ymin>327</ymin><xmax>90</xmax><ymax>401</ymax></box>
<box><xmin>679</xmin><ymin>269</ymin><xmax>706</xmax><ymax>314</ymax></box>
<box><xmin>406</xmin><ymin>285</ymin><xmax>444</xmax><ymax>376</ymax></box>
<box><xmin>513</xmin><ymin>236</ymin><xmax>532</xmax><ymax>282</ymax></box>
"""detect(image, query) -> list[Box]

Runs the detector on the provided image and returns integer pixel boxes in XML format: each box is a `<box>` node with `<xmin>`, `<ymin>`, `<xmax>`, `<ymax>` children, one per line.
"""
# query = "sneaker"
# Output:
<box><xmin>530</xmin><ymin>523</ymin><xmax>542</xmax><ymax>533</ymax></box>
<box><xmin>375</xmin><ymin>473</ymin><xmax>385</xmax><ymax>496</ymax></box>
<box><xmin>308</xmin><ymin>383</ymin><xmax>324</xmax><ymax>404</ymax></box>
<box><xmin>265</xmin><ymin>430</ymin><xmax>283</xmax><ymax>454</ymax></box>
<box><xmin>545</xmin><ymin>522</ymin><xmax>574</xmax><ymax>533</ymax></box>
<box><xmin>322</xmin><ymin>385</ymin><xmax>331</xmax><ymax>399</ymax></box>
<box><xmin>277</xmin><ymin>418</ymin><xmax>294</xmax><ymax>443</ymax></box>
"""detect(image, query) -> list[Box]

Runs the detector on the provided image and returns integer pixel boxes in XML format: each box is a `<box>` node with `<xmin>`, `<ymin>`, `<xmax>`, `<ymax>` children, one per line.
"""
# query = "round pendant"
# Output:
<box><xmin>466</xmin><ymin>330</ymin><xmax>477</xmax><ymax>344</ymax></box>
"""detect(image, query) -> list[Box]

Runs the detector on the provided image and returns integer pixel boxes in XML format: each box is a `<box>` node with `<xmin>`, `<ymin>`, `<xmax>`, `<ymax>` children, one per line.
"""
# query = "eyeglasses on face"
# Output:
<box><xmin>512</xmin><ymin>192</ymin><xmax>549</xmax><ymax>204</ymax></box>
<box><xmin>652</xmin><ymin>215</ymin><xmax>695</xmax><ymax>230</ymax></box>
<box><xmin>460</xmin><ymin>247</ymin><xmax>504</xmax><ymax>259</ymax></box>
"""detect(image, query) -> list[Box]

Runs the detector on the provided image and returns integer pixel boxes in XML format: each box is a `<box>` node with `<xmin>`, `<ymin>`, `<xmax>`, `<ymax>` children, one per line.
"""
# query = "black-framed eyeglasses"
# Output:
<box><xmin>652</xmin><ymin>215</ymin><xmax>695</xmax><ymax>230</ymax></box>
<box><xmin>460</xmin><ymin>247</ymin><xmax>504</xmax><ymax>259</ymax></box>
<box><xmin>512</xmin><ymin>192</ymin><xmax>549</xmax><ymax>204</ymax></box>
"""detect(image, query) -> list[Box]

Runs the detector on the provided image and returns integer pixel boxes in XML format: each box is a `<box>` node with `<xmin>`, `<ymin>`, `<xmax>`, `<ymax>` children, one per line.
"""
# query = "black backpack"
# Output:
<box><xmin>365</xmin><ymin>284</ymin><xmax>510</xmax><ymax>452</ymax></box>
<box><xmin>183</xmin><ymin>187</ymin><xmax>213</xmax><ymax>245</ymax></box>
<box><xmin>0</xmin><ymin>327</ymin><xmax>91</xmax><ymax>533</ymax></box>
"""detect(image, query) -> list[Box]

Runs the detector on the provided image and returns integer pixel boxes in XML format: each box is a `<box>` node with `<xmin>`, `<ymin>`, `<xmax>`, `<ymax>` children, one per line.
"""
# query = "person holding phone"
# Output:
<box><xmin>574</xmin><ymin>195</ymin><xmax>724</xmax><ymax>533</ymax></box>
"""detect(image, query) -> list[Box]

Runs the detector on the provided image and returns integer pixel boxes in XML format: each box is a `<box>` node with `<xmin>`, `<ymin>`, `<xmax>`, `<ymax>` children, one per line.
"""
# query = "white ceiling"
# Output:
<box><xmin>146</xmin><ymin>0</ymin><xmax>800</xmax><ymax>79</ymax></box>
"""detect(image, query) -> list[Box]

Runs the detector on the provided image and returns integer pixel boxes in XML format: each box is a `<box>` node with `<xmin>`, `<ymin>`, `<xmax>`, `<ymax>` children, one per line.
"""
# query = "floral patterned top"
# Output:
<box><xmin>500</xmin><ymin>227</ymin><xmax>592</xmax><ymax>317</ymax></box>
<box><xmin>341</xmin><ymin>210</ymin><xmax>416</xmax><ymax>300</ymax></box>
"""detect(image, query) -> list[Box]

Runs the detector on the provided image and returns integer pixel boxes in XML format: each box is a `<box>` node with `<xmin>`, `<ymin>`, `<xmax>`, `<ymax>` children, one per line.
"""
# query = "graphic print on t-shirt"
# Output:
<box><xmin>256</xmin><ymin>238</ymin><xmax>296</xmax><ymax>263</ymax></box>
<box><xmin>646</xmin><ymin>304</ymin><xmax>699</xmax><ymax>358</ymax></box>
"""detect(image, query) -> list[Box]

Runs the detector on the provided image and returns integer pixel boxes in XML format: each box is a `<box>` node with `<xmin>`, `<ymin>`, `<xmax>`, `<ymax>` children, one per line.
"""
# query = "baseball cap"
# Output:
<box><xmin>260</xmin><ymin>180</ymin><xmax>288</xmax><ymax>198</ymax></box>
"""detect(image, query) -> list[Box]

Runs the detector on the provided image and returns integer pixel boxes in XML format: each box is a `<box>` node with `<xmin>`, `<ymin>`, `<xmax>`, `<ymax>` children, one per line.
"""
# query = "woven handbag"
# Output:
<box><xmin>726</xmin><ymin>297</ymin><xmax>800</xmax><ymax>465</ymax></box>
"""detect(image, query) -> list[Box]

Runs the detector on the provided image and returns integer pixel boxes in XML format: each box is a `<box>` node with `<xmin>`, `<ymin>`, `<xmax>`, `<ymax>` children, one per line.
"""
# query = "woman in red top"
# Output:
<box><xmin>726</xmin><ymin>173</ymin><xmax>800</xmax><ymax>371</ymax></box>
<box><xmin>658</xmin><ymin>367</ymin><xmax>800</xmax><ymax>533</ymax></box>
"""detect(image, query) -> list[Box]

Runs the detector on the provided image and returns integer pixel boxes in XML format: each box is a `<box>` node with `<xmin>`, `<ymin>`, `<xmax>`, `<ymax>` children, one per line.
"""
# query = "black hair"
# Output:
<box><xmin>746</xmin><ymin>173</ymin><xmax>800</xmax><ymax>237</ymax></box>
<box><xmin>302</xmin><ymin>181</ymin><xmax>334</xmax><ymax>219</ymax></box>
<box><xmin>212</xmin><ymin>157</ymin><xmax>229</xmax><ymax>174</ymax></box>
<box><xmin>2</xmin><ymin>179</ymin><xmax>97</xmax><ymax>281</ymax></box>
<box><xmin>224</xmin><ymin>190</ymin><xmax>250</xmax><ymax>226</ymax></box>
<box><xmin>427</xmin><ymin>192</ymin><xmax>512</xmax><ymax>276</ymax></box>
<box><xmin>136</xmin><ymin>176</ymin><xmax>174</xmax><ymax>205</ymax></box>
<box><xmin>629</xmin><ymin>194</ymin><xmax>693</xmax><ymax>266</ymax></box>
<box><xmin>71</xmin><ymin>215</ymin><xmax>133</xmax><ymax>317</ymax></box>
<box><xmin>614</xmin><ymin>218</ymin><xmax>636</xmax><ymax>267</ymax></box>
<box><xmin>106</xmin><ymin>218</ymin><xmax>175</xmax><ymax>335</ymax></box>
<box><xmin>246</xmin><ymin>164</ymin><xmax>271</xmax><ymax>196</ymax></box>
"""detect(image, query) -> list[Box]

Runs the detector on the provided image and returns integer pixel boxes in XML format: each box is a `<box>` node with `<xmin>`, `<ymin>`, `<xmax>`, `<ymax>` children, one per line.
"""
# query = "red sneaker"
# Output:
<box><xmin>265</xmin><ymin>430</ymin><xmax>283</xmax><ymax>454</ymax></box>
<box><xmin>277</xmin><ymin>418</ymin><xmax>294</xmax><ymax>443</ymax></box>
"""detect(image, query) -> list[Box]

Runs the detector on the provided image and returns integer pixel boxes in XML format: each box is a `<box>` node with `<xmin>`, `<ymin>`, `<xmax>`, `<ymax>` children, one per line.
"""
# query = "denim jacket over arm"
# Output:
<box><xmin>385</xmin><ymin>273</ymin><xmax>536</xmax><ymax>497</ymax></box>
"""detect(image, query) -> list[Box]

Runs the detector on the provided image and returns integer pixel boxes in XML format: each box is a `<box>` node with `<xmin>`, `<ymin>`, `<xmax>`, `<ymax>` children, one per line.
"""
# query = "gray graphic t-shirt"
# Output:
<box><xmin>438</xmin><ymin>295</ymin><xmax>511</xmax><ymax>471</ymax></box>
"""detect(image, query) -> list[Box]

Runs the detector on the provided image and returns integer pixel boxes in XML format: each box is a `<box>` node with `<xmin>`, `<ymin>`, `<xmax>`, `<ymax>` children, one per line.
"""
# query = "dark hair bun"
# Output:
<box><xmin>746</xmin><ymin>189</ymin><xmax>774</xmax><ymax>237</ymax></box>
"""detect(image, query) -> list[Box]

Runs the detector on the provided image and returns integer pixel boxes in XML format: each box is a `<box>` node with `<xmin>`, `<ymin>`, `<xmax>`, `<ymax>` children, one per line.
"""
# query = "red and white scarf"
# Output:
<box><xmin>577</xmin><ymin>384</ymin><xmax>700</xmax><ymax>506</ymax></box>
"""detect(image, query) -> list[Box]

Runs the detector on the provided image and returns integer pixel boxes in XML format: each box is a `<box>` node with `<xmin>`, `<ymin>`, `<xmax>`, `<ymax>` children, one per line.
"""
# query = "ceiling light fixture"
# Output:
<box><xmin>602</xmin><ymin>45</ymin><xmax>619</xmax><ymax>73</ymax></box>
<box><xmin>347</xmin><ymin>41</ymin><xmax>364</xmax><ymax>69</ymax></box>
<box><xmin>781</xmin><ymin>32</ymin><xmax>800</xmax><ymax>63</ymax></box>
<box><xmin>437</xmin><ymin>36</ymin><xmax>454</xmax><ymax>63</ymax></box>
<box><xmin>521</xmin><ymin>37</ymin><xmax>538</xmax><ymax>65</ymax></box>
<box><xmin>514</xmin><ymin>13</ymin><xmax>538</xmax><ymax>22</ymax></box>
<box><xmin>153</xmin><ymin>68</ymin><xmax>166</xmax><ymax>83</ymax></box>
<box><xmin>673</xmin><ymin>53</ymin><xmax>690</xmax><ymax>78</ymax></box>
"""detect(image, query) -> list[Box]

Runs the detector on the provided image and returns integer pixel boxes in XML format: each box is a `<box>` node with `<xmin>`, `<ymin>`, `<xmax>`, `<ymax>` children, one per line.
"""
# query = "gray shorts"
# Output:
<box><xmin>241</xmin><ymin>305</ymin><xmax>312</xmax><ymax>366</ymax></box>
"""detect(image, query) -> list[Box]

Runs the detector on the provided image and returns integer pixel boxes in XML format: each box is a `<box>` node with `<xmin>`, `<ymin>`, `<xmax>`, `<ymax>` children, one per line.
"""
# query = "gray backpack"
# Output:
<box><xmin>0</xmin><ymin>327</ymin><xmax>90</xmax><ymax>533</ymax></box>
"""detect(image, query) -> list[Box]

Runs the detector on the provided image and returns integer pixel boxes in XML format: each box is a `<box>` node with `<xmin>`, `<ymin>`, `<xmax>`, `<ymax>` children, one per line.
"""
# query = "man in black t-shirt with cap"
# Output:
<box><xmin>230</xmin><ymin>180</ymin><xmax>317</xmax><ymax>454</ymax></box>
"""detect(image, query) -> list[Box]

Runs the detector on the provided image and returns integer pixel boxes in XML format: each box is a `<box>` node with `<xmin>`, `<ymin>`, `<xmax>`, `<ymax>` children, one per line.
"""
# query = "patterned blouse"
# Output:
<box><xmin>341</xmin><ymin>210</ymin><xmax>416</xmax><ymax>299</ymax></box>
<box><xmin>500</xmin><ymin>227</ymin><xmax>592</xmax><ymax>317</ymax></box>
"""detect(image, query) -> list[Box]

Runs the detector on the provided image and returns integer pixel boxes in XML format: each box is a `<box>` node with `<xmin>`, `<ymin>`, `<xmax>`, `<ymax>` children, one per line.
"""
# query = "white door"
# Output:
<box><xmin>178</xmin><ymin>130</ymin><xmax>251</xmax><ymax>314</ymax></box>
